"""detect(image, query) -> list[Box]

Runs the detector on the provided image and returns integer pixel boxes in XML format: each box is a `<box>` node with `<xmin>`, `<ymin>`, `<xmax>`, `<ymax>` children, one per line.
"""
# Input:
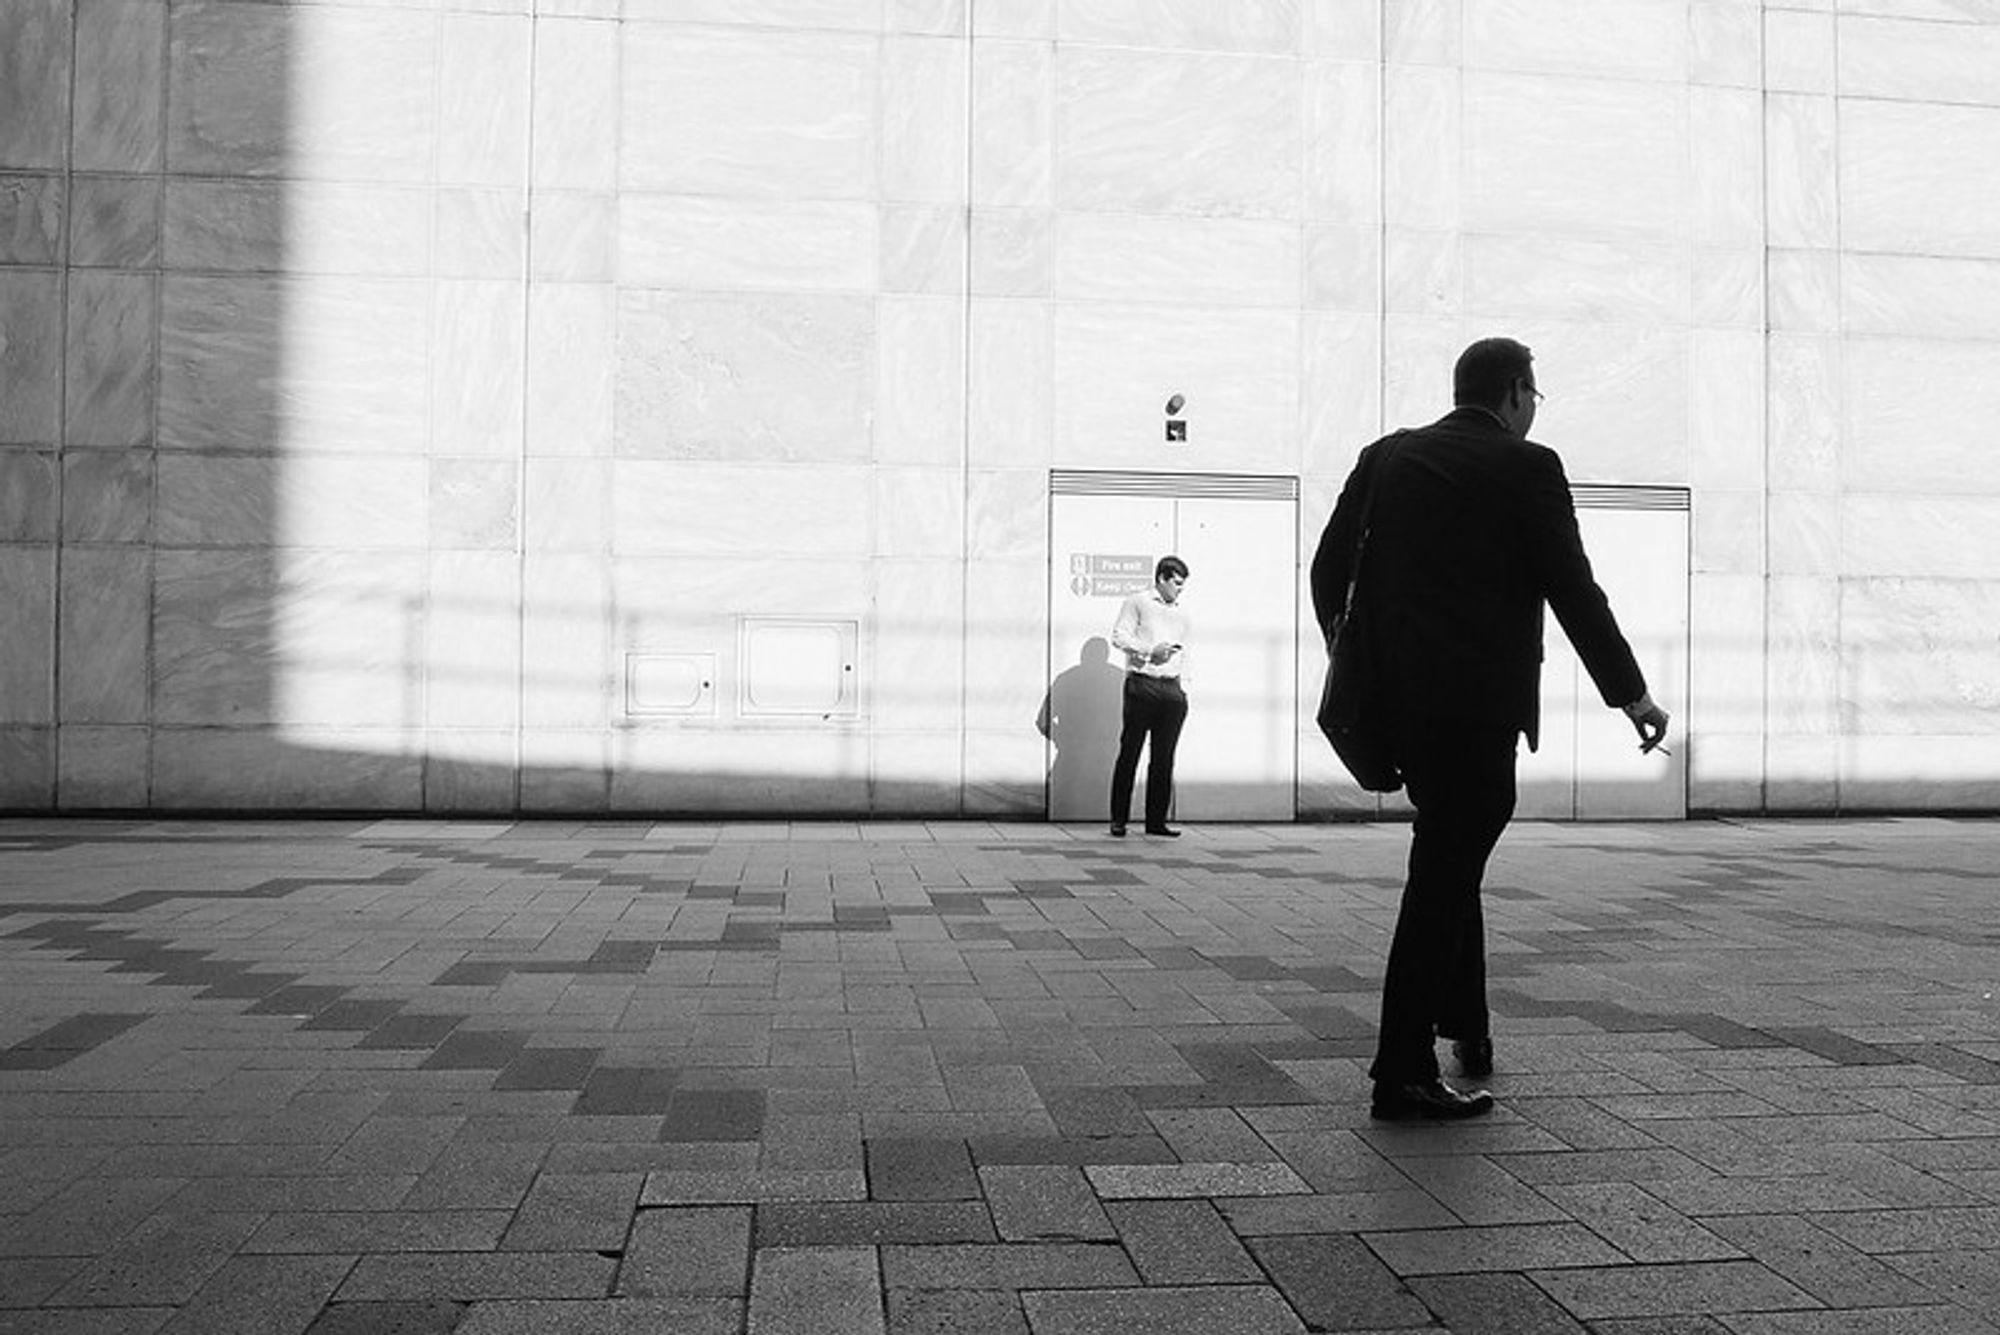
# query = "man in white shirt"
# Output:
<box><xmin>1108</xmin><ymin>556</ymin><xmax>1190</xmax><ymax>838</ymax></box>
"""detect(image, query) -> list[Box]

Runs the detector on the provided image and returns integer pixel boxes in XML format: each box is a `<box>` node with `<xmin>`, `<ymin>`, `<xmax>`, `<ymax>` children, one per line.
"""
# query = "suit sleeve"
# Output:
<box><xmin>1310</xmin><ymin>444</ymin><xmax>1376</xmax><ymax>640</ymax></box>
<box><xmin>1522</xmin><ymin>448</ymin><xmax>1647</xmax><ymax>709</ymax></box>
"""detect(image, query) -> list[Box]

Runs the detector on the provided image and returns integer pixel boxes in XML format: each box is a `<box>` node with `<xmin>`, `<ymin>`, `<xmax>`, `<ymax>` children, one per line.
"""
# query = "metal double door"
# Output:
<box><xmin>1046</xmin><ymin>474</ymin><xmax>1299</xmax><ymax>822</ymax></box>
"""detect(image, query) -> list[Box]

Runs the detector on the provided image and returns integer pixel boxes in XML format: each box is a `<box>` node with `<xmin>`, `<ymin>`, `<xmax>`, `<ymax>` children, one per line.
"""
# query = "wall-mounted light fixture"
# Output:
<box><xmin>1164</xmin><ymin>393</ymin><xmax>1186</xmax><ymax>443</ymax></box>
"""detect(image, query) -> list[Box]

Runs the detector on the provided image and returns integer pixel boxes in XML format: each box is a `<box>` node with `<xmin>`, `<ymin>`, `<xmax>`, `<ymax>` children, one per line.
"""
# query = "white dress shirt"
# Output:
<box><xmin>1111</xmin><ymin>588</ymin><xmax>1190</xmax><ymax>682</ymax></box>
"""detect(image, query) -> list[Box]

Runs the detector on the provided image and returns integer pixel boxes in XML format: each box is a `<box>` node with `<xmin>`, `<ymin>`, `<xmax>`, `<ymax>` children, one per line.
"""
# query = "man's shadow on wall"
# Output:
<box><xmin>1036</xmin><ymin>636</ymin><xmax>1125</xmax><ymax>816</ymax></box>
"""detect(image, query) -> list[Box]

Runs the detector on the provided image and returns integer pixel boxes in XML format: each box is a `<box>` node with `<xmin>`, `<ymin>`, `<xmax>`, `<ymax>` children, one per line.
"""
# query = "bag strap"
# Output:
<box><xmin>1340</xmin><ymin>432</ymin><xmax>1405</xmax><ymax>618</ymax></box>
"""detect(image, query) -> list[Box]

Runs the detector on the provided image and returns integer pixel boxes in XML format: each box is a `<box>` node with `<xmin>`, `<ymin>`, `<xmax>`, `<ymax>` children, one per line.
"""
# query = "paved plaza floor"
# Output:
<box><xmin>1</xmin><ymin>816</ymin><xmax>1997</xmax><ymax>1334</ymax></box>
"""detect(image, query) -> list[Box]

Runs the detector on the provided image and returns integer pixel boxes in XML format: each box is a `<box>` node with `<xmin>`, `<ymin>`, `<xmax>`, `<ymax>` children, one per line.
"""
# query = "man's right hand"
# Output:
<box><xmin>1148</xmin><ymin>643</ymin><xmax>1177</xmax><ymax>665</ymax></box>
<box><xmin>1621</xmin><ymin>693</ymin><xmax>1670</xmax><ymax>754</ymax></box>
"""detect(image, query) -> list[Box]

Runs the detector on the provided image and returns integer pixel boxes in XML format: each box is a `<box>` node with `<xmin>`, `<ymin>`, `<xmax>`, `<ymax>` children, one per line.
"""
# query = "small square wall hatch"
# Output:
<box><xmin>626</xmin><ymin>653</ymin><xmax>716</xmax><ymax>717</ymax></box>
<box><xmin>739</xmin><ymin>618</ymin><xmax>858</xmax><ymax>718</ymax></box>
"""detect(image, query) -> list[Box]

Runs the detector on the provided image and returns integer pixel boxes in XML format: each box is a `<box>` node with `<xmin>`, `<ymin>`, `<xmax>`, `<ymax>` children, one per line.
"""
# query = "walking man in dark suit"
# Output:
<box><xmin>1311</xmin><ymin>338</ymin><xmax>1670</xmax><ymax>1121</ymax></box>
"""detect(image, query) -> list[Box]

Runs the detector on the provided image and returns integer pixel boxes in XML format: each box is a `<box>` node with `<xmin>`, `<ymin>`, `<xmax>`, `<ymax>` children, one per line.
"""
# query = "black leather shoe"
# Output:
<box><xmin>1370</xmin><ymin>1078</ymin><xmax>1495</xmax><ymax>1121</ymax></box>
<box><xmin>1453</xmin><ymin>1037</ymin><xmax>1493</xmax><ymax>1079</ymax></box>
<box><xmin>1143</xmin><ymin>825</ymin><xmax>1181</xmax><ymax>838</ymax></box>
<box><xmin>1108</xmin><ymin>824</ymin><xmax>1127</xmax><ymax>838</ymax></box>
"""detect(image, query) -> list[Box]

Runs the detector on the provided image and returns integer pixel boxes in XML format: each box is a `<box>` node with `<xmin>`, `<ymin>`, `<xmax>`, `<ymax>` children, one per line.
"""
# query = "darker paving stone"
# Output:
<box><xmin>493</xmin><ymin>1047</ymin><xmax>600</xmax><ymax>1092</ymax></box>
<box><xmin>360</xmin><ymin>1013</ymin><xmax>466</xmax><ymax>1050</ymax></box>
<box><xmin>980</xmin><ymin>1165</ymin><xmax>1115</xmax><ymax>1242</ymax></box>
<box><xmin>500</xmin><ymin>1171</ymin><xmax>641</xmax><ymax>1252</ymax></box>
<box><xmin>1138</xmin><ymin>946</ymin><xmax>1207</xmax><ymax>971</ymax></box>
<box><xmin>12</xmin><ymin>1011</ymin><xmax>149</xmax><ymax>1051</ymax></box>
<box><xmin>1409</xmin><ymin>1272</ymin><xmax>1592</xmax><ymax>1334</ymax></box>
<box><xmin>887</xmin><ymin>1289</ymin><xmax>1030</xmax><ymax>1335</ymax></box>
<box><xmin>1202</xmin><ymin>954</ymin><xmax>1292</xmax><ymax>982</ymax></box>
<box><xmin>304</xmin><ymin>1300</ymin><xmax>469</xmax><ymax>1334</ymax></box>
<box><xmin>1021</xmin><ymin>1285</ymin><xmax>1304</xmax><ymax>1334</ymax></box>
<box><xmin>756</xmin><ymin>1201</ymin><xmax>997</xmax><ymax>1248</ymax></box>
<box><xmin>200</xmin><ymin>969</ymin><xmax>303</xmax><ymax>1000</ymax></box>
<box><xmin>1070</xmin><ymin>938</ymin><xmax>1140</xmax><ymax>961</ymax></box>
<box><xmin>869</xmin><ymin>1137</ymin><xmax>981</xmax><ymax>1201</ymax></box>
<box><xmin>576</xmin><ymin>1066</ymin><xmax>679</xmax><ymax>1116</ymax></box>
<box><xmin>588</xmin><ymin>940</ymin><xmax>659</xmax><ymax>968</ymax></box>
<box><xmin>1767</xmin><ymin>1026</ymin><xmax>1904</xmax><ymax>1066</ymax></box>
<box><xmin>722</xmin><ymin>920</ymin><xmax>779</xmax><ymax>943</ymax></box>
<box><xmin>1893</xmin><ymin>1043</ymin><xmax>2000</xmax><ymax>1085</ymax></box>
<box><xmin>434</xmin><ymin>962</ymin><xmax>513</xmax><ymax>986</ymax></box>
<box><xmin>1039</xmin><ymin>1088</ymin><xmax>1153</xmax><ymax>1139</ymax></box>
<box><xmin>246</xmin><ymin>985</ymin><xmax>351</xmax><ymax>1018</ymax></box>
<box><xmin>1666</xmin><ymin>1014</ymin><xmax>1784</xmax><ymax>1049</ymax></box>
<box><xmin>1250</xmin><ymin>1232</ymin><xmax>1431</xmax><ymax>1330</ymax></box>
<box><xmin>1104</xmin><ymin>1200</ymin><xmax>1262</xmax><ymax>1285</ymax></box>
<box><xmin>969</xmin><ymin>1135</ymin><xmax>1178</xmax><ymax>1168</ymax></box>
<box><xmin>301</xmin><ymin>999</ymin><xmax>406</xmax><ymax>1033</ymax></box>
<box><xmin>1003</xmin><ymin>930</ymin><xmax>1076</xmax><ymax>952</ymax></box>
<box><xmin>419</xmin><ymin>1029</ymin><xmax>529</xmax><ymax>1071</ymax></box>
<box><xmin>879</xmin><ymin>1243</ymin><xmax>1138</xmax><ymax>1293</ymax></box>
<box><xmin>926</xmin><ymin>892</ymin><xmax>990</xmax><ymax>915</ymax></box>
<box><xmin>661</xmin><ymin>1088</ymin><xmax>767</xmax><ymax>1143</ymax></box>
<box><xmin>1276</xmin><ymin>1001</ymin><xmax>1374</xmax><ymax>1041</ymax></box>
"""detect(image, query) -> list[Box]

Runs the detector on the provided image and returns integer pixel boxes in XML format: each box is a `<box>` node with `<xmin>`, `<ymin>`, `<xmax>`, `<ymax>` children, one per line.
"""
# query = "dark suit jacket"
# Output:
<box><xmin>1310</xmin><ymin>407</ymin><xmax>1646</xmax><ymax>752</ymax></box>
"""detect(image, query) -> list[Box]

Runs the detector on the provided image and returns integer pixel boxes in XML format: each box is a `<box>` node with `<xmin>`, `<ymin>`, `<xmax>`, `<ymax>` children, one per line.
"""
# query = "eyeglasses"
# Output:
<box><xmin>1522</xmin><ymin>382</ymin><xmax>1544</xmax><ymax>403</ymax></box>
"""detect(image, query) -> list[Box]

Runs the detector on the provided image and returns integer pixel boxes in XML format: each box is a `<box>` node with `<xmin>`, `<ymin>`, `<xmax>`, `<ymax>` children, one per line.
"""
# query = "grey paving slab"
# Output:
<box><xmin>746</xmin><ymin>1246</ymin><xmax>883</xmax><ymax>1335</ymax></box>
<box><xmin>6</xmin><ymin>817</ymin><xmax>2000</xmax><ymax>1332</ymax></box>
<box><xmin>1019</xmin><ymin>1285</ymin><xmax>1306</xmax><ymax>1335</ymax></box>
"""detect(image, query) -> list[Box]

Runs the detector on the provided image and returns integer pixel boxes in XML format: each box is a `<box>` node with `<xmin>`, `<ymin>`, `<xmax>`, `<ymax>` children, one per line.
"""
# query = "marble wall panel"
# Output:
<box><xmin>885</xmin><ymin>205</ymin><xmax>968</xmax><ymax>295</ymax></box>
<box><xmin>153</xmin><ymin>550</ymin><xmax>275</xmax><ymax>725</ymax></box>
<box><xmin>1767</xmin><ymin>492</ymin><xmax>1837</xmax><ymax>576</ymax></box>
<box><xmin>1837</xmin><ymin>0</ymin><xmax>2000</xmax><ymax>19</ymax></box>
<box><xmin>160</xmin><ymin>276</ymin><xmax>431</xmax><ymax>456</ymax></box>
<box><xmin>0</xmin><ymin>452</ymin><xmax>59</xmax><ymax>544</ymax></box>
<box><xmin>64</xmin><ymin>450</ymin><xmax>153</xmax><ymax>545</ymax></box>
<box><xmin>964</xmin><ymin>467</ymin><xmax>1046</xmax><ymax>563</ymax></box>
<box><xmin>1464</xmin><ymin>0</ymin><xmax>1687</xmax><ymax>81</ymax></box>
<box><xmin>430</xmin><ymin>459</ymin><xmax>519</xmax><ymax>551</ymax></box>
<box><xmin>1306</xmin><ymin>60</ymin><xmax>1379</xmax><ymax>227</ymax></box>
<box><xmin>522</xmin><ymin>554</ymin><xmax>610</xmax><ymax>728</ymax></box>
<box><xmin>1301</xmin><ymin>311</ymin><xmax>1383</xmax><ymax>478</ymax></box>
<box><xmin>1687</xmin><ymin>328</ymin><xmax>1764</xmax><ymax>492</ymax></box>
<box><xmin>527</xmin><ymin>284</ymin><xmax>613</xmax><ymax>457</ymax></box>
<box><xmin>0</xmin><ymin>547</ymin><xmax>55</xmax><ymax>723</ymax></box>
<box><xmin>58</xmin><ymin>546</ymin><xmax>149</xmax><ymax>723</ymax></box>
<box><xmin>74</xmin><ymin>0</ymin><xmax>165</xmax><ymax>174</ymax></box>
<box><xmin>1838</xmin><ymin>14</ymin><xmax>2000</xmax><ymax>106</ymax></box>
<box><xmin>1692</xmin><ymin>248</ymin><xmax>1762</xmax><ymax>329</ymax></box>
<box><xmin>1844</xmin><ymin>336</ymin><xmax>2000</xmax><ymax>494</ymax></box>
<box><xmin>58</xmin><ymin>726</ymin><xmax>150</xmax><ymax>809</ymax></box>
<box><xmin>167</xmin><ymin>181</ymin><xmax>307</xmax><ymax>275</ymax></box>
<box><xmin>1385</xmin><ymin>231</ymin><xmax>1460</xmax><ymax>315</ymax></box>
<box><xmin>1304</xmin><ymin>227</ymin><xmax>1378</xmax><ymax>312</ymax></box>
<box><xmin>621</xmin><ymin>0</ymin><xmax>883</xmax><ymax>29</ymax></box>
<box><xmin>1764</xmin><ymin>94</ymin><xmax>1836</xmax><ymax>252</ymax></box>
<box><xmin>1463</xmin><ymin>236</ymin><xmax>1688</xmax><ymax>325</ymax></box>
<box><xmin>875</xmin><ymin>297</ymin><xmax>965</xmax><ymax>466</ymax></box>
<box><xmin>1508</xmin><ymin>324</ymin><xmax>1688</xmax><ymax>484</ymax></box>
<box><xmin>1688</xmin><ymin>571</ymin><xmax>1764</xmax><ymax>736</ymax></box>
<box><xmin>422</xmin><ymin>730</ymin><xmax>518</xmax><ymax>814</ymax></box>
<box><xmin>1385</xmin><ymin>0</ymin><xmax>1460</xmax><ymax>65</ymax></box>
<box><xmin>0</xmin><ymin>729</ymin><xmax>55</xmax><ymax>807</ymax></box>
<box><xmin>0</xmin><ymin>175</ymin><xmax>65</xmax><ymax>266</ymax></box>
<box><xmin>1765</xmin><ymin>574</ymin><xmax>1839</xmax><ymax>737</ymax></box>
<box><xmin>871</xmin><ymin>559</ymin><xmax>966</xmax><ymax>730</ymax></box>
<box><xmin>1057</xmin><ymin>215</ymin><xmax>1297</xmax><ymax>307</ymax></box>
<box><xmin>151</xmin><ymin>729</ymin><xmax>421</xmax><ymax>810</ymax></box>
<box><xmin>871</xmin><ymin>731</ymin><xmax>965</xmax><ymax>812</ymax></box>
<box><xmin>1056</xmin><ymin>48</ymin><xmax>1301</xmax><ymax>219</ymax></box>
<box><xmin>278</xmin><ymin>458</ymin><xmax>427</xmax><ymax>551</ymax></box>
<box><xmin>1844</xmin><ymin>255</ymin><xmax>2000</xmax><ymax>341</ymax></box>
<box><xmin>618</xmin><ymin>197</ymin><xmax>877</xmax><ymax>292</ymax></box>
<box><xmin>969</xmin><ymin>209</ymin><xmax>1050</xmax><ymax>296</ymax></box>
<box><xmin>532</xmin><ymin>17</ymin><xmax>619</xmax><ymax>191</ymax></box>
<box><xmin>272</xmin><ymin>550</ymin><xmax>429</xmax><ymax>730</ymax></box>
<box><xmin>1688</xmin><ymin>732</ymin><xmax>1766</xmax><ymax>811</ymax></box>
<box><xmin>156</xmin><ymin>455</ymin><xmax>274</xmax><ymax>549</ymax></box>
<box><xmin>531</xmin><ymin>192</ymin><xmax>615</xmax><ymax>283</ymax></box>
<box><xmin>1691</xmin><ymin>87</ymin><xmax>1762</xmax><ymax>248</ymax></box>
<box><xmin>1051</xmin><ymin>304</ymin><xmax>1297</xmax><ymax>470</ymax></box>
<box><xmin>1767</xmin><ymin>248</ymin><xmax>1838</xmax><ymax>334</ymax></box>
<box><xmin>1381</xmin><ymin>313</ymin><xmax>1465</xmax><ymax>430</ymax></box>
<box><xmin>967</xmin><ymin>298</ymin><xmax>1053</xmax><ymax>468</ymax></box>
<box><xmin>1692</xmin><ymin>490</ymin><xmax>1763</xmax><ymax>577</ymax></box>
<box><xmin>169</xmin><ymin>3</ymin><xmax>438</xmax><ymax>182</ymax></box>
<box><xmin>890</xmin><ymin>0</ymin><xmax>967</xmax><ymax>36</ymax></box>
<box><xmin>1841</xmin><ymin>101</ymin><xmax>2000</xmax><ymax>260</ymax></box>
<box><xmin>883</xmin><ymin>36</ymin><xmax>966</xmax><ymax>203</ymax></box>
<box><xmin>1057</xmin><ymin>0</ymin><xmax>1302</xmax><ymax>54</ymax></box>
<box><xmin>1765</xmin><ymin>333</ymin><xmax>1838</xmax><ymax>492</ymax></box>
<box><xmin>1463</xmin><ymin>74</ymin><xmax>1688</xmax><ymax>243</ymax></box>
<box><xmin>0</xmin><ymin>272</ymin><xmax>62</xmax><ymax>447</ymax></box>
<box><xmin>66</xmin><ymin>271</ymin><xmax>157</xmax><ymax>450</ymax></box>
<box><xmin>433</xmin><ymin>280</ymin><xmax>527</xmax><ymax>458</ymax></box>
<box><xmin>427</xmin><ymin>551</ymin><xmax>521</xmax><ymax>730</ymax></box>
<box><xmin>971</xmin><ymin>40</ymin><xmax>1053</xmax><ymax>208</ymax></box>
<box><xmin>609</xmin><ymin>461</ymin><xmax>872</xmax><ymax>557</ymax></box>
<box><xmin>0</xmin><ymin>0</ymin><xmax>70</xmax><ymax>171</ymax></box>
<box><xmin>1690</xmin><ymin>1</ymin><xmax>1761</xmax><ymax>88</ymax></box>
<box><xmin>973</xmin><ymin>0</ymin><xmax>1053</xmax><ymax>38</ymax></box>
<box><xmin>440</xmin><ymin>13</ymin><xmax>531</xmax><ymax>187</ymax></box>
<box><xmin>1383</xmin><ymin>67</ymin><xmax>1459</xmax><ymax>230</ymax></box>
<box><xmin>1305</xmin><ymin>0</ymin><xmax>1380</xmax><ymax>62</ymax></box>
<box><xmin>435</xmin><ymin>189</ymin><xmax>526</xmax><ymax>281</ymax></box>
<box><xmin>610</xmin><ymin>729</ymin><xmax>871</xmax><ymax>815</ymax></box>
<box><xmin>1842</xmin><ymin>577</ymin><xmax>2000</xmax><ymax>736</ymax></box>
<box><xmin>1841</xmin><ymin>735</ymin><xmax>2000</xmax><ymax>809</ymax></box>
<box><xmin>960</xmin><ymin>556</ymin><xmax>1044</xmax><ymax>732</ymax></box>
<box><xmin>611</xmin><ymin>554</ymin><xmax>869</xmax><ymax>631</ymax></box>
<box><xmin>961</xmin><ymin>728</ymin><xmax>1046</xmax><ymax>815</ymax></box>
<box><xmin>69</xmin><ymin>177</ymin><xmax>161</xmax><ymax>269</ymax></box>
<box><xmin>614</xmin><ymin>291</ymin><xmax>873</xmax><ymax>462</ymax></box>
<box><xmin>518</xmin><ymin>730</ymin><xmax>610</xmax><ymax>811</ymax></box>
<box><xmin>1841</xmin><ymin>495</ymin><xmax>2000</xmax><ymax>580</ymax></box>
<box><xmin>524</xmin><ymin>458</ymin><xmax>609</xmax><ymax>553</ymax></box>
<box><xmin>1763</xmin><ymin>8</ymin><xmax>1834</xmax><ymax>93</ymax></box>
<box><xmin>619</xmin><ymin>26</ymin><xmax>877</xmax><ymax>199</ymax></box>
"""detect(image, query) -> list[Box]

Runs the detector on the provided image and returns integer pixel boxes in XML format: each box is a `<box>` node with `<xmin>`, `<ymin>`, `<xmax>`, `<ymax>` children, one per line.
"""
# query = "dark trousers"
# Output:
<box><xmin>1368</xmin><ymin>716</ymin><xmax>1518</xmax><ymax>1085</ymax></box>
<box><xmin>1109</xmin><ymin>674</ymin><xmax>1187</xmax><ymax>829</ymax></box>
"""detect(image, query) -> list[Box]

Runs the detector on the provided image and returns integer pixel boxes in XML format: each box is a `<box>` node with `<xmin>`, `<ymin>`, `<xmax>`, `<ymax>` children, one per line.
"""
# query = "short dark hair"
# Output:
<box><xmin>1453</xmin><ymin>337</ymin><xmax>1535</xmax><ymax>409</ymax></box>
<box><xmin>1156</xmin><ymin>555</ymin><xmax>1188</xmax><ymax>581</ymax></box>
